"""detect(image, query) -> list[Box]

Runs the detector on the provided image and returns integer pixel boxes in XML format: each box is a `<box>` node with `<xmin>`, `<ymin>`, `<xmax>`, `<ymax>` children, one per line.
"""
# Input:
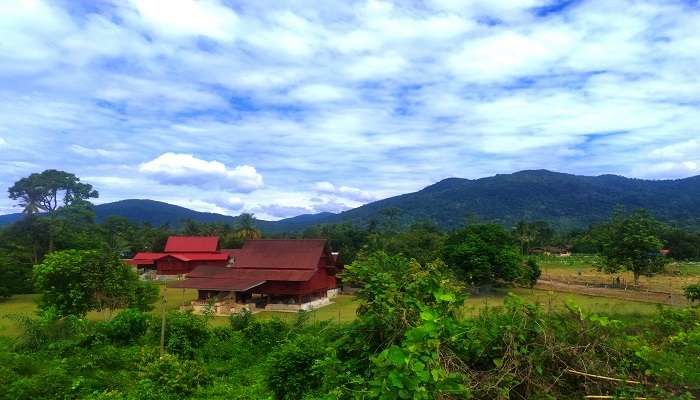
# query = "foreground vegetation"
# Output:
<box><xmin>1</xmin><ymin>253</ymin><xmax>699</xmax><ymax>399</ymax></box>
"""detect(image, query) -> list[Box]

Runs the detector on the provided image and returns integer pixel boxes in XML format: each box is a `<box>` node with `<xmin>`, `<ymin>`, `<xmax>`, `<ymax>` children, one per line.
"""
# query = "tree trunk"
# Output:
<box><xmin>633</xmin><ymin>270</ymin><xmax>640</xmax><ymax>287</ymax></box>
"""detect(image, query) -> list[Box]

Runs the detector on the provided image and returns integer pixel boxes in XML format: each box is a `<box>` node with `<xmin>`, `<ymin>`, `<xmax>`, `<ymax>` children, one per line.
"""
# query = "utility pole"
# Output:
<box><xmin>160</xmin><ymin>295</ymin><xmax>167</xmax><ymax>356</ymax></box>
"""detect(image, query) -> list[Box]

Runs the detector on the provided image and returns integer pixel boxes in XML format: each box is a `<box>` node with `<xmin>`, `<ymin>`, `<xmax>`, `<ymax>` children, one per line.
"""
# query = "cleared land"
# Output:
<box><xmin>1</xmin><ymin>284</ymin><xmax>674</xmax><ymax>337</ymax></box>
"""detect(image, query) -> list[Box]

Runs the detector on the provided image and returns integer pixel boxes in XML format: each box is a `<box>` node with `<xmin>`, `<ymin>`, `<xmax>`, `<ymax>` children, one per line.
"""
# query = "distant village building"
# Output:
<box><xmin>528</xmin><ymin>245</ymin><xmax>572</xmax><ymax>257</ymax></box>
<box><xmin>126</xmin><ymin>236</ymin><xmax>230</xmax><ymax>279</ymax></box>
<box><xmin>156</xmin><ymin>238</ymin><xmax>342</xmax><ymax>314</ymax></box>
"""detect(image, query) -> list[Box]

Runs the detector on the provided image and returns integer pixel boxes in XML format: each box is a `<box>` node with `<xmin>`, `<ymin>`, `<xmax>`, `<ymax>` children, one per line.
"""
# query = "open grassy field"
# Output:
<box><xmin>1</xmin><ymin>285</ymin><xmax>672</xmax><ymax>337</ymax></box>
<box><xmin>532</xmin><ymin>254</ymin><xmax>700</xmax><ymax>294</ymax></box>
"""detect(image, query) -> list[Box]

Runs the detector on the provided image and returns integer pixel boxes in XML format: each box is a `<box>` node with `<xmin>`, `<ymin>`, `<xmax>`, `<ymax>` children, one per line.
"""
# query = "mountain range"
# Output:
<box><xmin>1</xmin><ymin>170</ymin><xmax>699</xmax><ymax>232</ymax></box>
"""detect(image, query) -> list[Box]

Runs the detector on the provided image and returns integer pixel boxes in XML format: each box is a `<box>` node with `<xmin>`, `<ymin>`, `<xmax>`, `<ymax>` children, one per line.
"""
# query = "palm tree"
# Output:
<box><xmin>234</xmin><ymin>212</ymin><xmax>261</xmax><ymax>240</ymax></box>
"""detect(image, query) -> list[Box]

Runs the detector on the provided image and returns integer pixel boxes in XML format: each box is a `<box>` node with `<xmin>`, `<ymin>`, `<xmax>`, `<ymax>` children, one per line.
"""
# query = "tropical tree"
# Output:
<box><xmin>8</xmin><ymin>170</ymin><xmax>98</xmax><ymax>251</ymax></box>
<box><xmin>597</xmin><ymin>208</ymin><xmax>668</xmax><ymax>286</ymax></box>
<box><xmin>442</xmin><ymin>224</ymin><xmax>524</xmax><ymax>286</ymax></box>
<box><xmin>233</xmin><ymin>212</ymin><xmax>261</xmax><ymax>240</ymax></box>
<box><xmin>9</xmin><ymin>169</ymin><xmax>98</xmax><ymax>216</ymax></box>
<box><xmin>33</xmin><ymin>249</ymin><xmax>144</xmax><ymax>318</ymax></box>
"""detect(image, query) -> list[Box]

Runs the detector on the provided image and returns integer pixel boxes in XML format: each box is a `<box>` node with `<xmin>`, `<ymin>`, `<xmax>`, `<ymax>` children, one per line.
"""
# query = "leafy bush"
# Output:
<box><xmin>137</xmin><ymin>353</ymin><xmax>208</xmax><ymax>399</ymax></box>
<box><xmin>266</xmin><ymin>334</ymin><xmax>327</xmax><ymax>400</ymax></box>
<box><xmin>102</xmin><ymin>309</ymin><xmax>154</xmax><ymax>346</ymax></box>
<box><xmin>129</xmin><ymin>281</ymin><xmax>160</xmax><ymax>312</ymax></box>
<box><xmin>684</xmin><ymin>284</ymin><xmax>700</xmax><ymax>303</ymax></box>
<box><xmin>241</xmin><ymin>318</ymin><xmax>289</xmax><ymax>350</ymax></box>
<box><xmin>517</xmin><ymin>258</ymin><xmax>541</xmax><ymax>287</ymax></box>
<box><xmin>229</xmin><ymin>309</ymin><xmax>253</xmax><ymax>331</ymax></box>
<box><xmin>162</xmin><ymin>311</ymin><xmax>210</xmax><ymax>358</ymax></box>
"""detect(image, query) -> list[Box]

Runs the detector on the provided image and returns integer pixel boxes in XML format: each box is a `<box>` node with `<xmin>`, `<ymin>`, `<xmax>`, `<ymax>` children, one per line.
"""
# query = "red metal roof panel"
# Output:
<box><xmin>169</xmin><ymin>277</ymin><xmax>265</xmax><ymax>291</ymax></box>
<box><xmin>233</xmin><ymin>239</ymin><xmax>327</xmax><ymax>270</ymax></box>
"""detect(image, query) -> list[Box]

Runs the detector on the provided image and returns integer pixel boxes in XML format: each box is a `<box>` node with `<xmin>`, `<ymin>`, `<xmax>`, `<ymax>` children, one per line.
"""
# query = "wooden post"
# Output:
<box><xmin>160</xmin><ymin>295</ymin><xmax>167</xmax><ymax>356</ymax></box>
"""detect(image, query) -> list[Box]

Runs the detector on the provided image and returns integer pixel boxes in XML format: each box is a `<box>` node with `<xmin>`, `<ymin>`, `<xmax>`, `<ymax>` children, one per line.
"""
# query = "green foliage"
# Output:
<box><xmin>129</xmin><ymin>281</ymin><xmax>160</xmax><ymax>312</ymax></box>
<box><xmin>662</xmin><ymin>228</ymin><xmax>700</xmax><ymax>261</ymax></box>
<box><xmin>267</xmin><ymin>334</ymin><xmax>327</xmax><ymax>400</ymax></box>
<box><xmin>684</xmin><ymin>284</ymin><xmax>700</xmax><ymax>303</ymax></box>
<box><xmin>162</xmin><ymin>311</ymin><xmax>210</xmax><ymax>358</ymax></box>
<box><xmin>33</xmin><ymin>250</ymin><xmax>141</xmax><ymax>318</ymax></box>
<box><xmin>229</xmin><ymin>309</ymin><xmax>254</xmax><ymax>331</ymax></box>
<box><xmin>597</xmin><ymin>208</ymin><xmax>669</xmax><ymax>285</ymax></box>
<box><xmin>443</xmin><ymin>224</ymin><xmax>525</xmax><ymax>285</ymax></box>
<box><xmin>137</xmin><ymin>353</ymin><xmax>208</xmax><ymax>399</ymax></box>
<box><xmin>241</xmin><ymin>318</ymin><xmax>289</xmax><ymax>350</ymax></box>
<box><xmin>101</xmin><ymin>309</ymin><xmax>155</xmax><ymax>346</ymax></box>
<box><xmin>336</xmin><ymin>252</ymin><xmax>468</xmax><ymax>398</ymax></box>
<box><xmin>8</xmin><ymin>169</ymin><xmax>98</xmax><ymax>216</ymax></box>
<box><xmin>517</xmin><ymin>259</ymin><xmax>541</xmax><ymax>288</ymax></box>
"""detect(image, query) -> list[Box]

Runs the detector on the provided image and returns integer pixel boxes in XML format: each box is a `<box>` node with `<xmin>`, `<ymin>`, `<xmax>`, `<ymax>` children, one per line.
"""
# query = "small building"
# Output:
<box><xmin>169</xmin><ymin>239</ymin><xmax>341</xmax><ymax>314</ymax></box>
<box><xmin>528</xmin><ymin>246</ymin><xmax>572</xmax><ymax>257</ymax></box>
<box><xmin>126</xmin><ymin>236</ymin><xmax>230</xmax><ymax>279</ymax></box>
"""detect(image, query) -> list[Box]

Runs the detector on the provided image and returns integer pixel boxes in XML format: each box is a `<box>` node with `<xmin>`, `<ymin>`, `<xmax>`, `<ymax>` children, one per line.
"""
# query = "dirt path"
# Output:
<box><xmin>535</xmin><ymin>279</ymin><xmax>689</xmax><ymax>306</ymax></box>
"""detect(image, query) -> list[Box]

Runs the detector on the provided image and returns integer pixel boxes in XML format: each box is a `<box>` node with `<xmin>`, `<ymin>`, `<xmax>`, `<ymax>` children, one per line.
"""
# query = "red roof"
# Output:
<box><xmin>188</xmin><ymin>264</ymin><xmax>229</xmax><ymax>278</ymax></box>
<box><xmin>233</xmin><ymin>239</ymin><xmax>327</xmax><ymax>270</ymax></box>
<box><xmin>168</xmin><ymin>239</ymin><xmax>335</xmax><ymax>291</ymax></box>
<box><xmin>128</xmin><ymin>252</ymin><xmax>166</xmax><ymax>265</ymax></box>
<box><xmin>165</xmin><ymin>236</ymin><xmax>219</xmax><ymax>252</ymax></box>
<box><xmin>129</xmin><ymin>252</ymin><xmax>228</xmax><ymax>263</ymax></box>
<box><xmin>170</xmin><ymin>277</ymin><xmax>264</xmax><ymax>291</ymax></box>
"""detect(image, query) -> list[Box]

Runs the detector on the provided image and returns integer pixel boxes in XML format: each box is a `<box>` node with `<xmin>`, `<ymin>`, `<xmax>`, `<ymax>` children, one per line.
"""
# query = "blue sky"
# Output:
<box><xmin>0</xmin><ymin>0</ymin><xmax>699</xmax><ymax>220</ymax></box>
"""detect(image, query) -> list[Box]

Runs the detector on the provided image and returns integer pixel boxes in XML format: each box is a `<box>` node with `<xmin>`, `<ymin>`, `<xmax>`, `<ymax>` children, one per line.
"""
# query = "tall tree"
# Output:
<box><xmin>233</xmin><ymin>212</ymin><xmax>261</xmax><ymax>240</ymax></box>
<box><xmin>33</xmin><ymin>249</ymin><xmax>144</xmax><ymax>318</ymax></box>
<box><xmin>442</xmin><ymin>224</ymin><xmax>524</xmax><ymax>286</ymax></box>
<box><xmin>598</xmin><ymin>208</ymin><xmax>668</xmax><ymax>286</ymax></box>
<box><xmin>8</xmin><ymin>170</ymin><xmax>98</xmax><ymax>251</ymax></box>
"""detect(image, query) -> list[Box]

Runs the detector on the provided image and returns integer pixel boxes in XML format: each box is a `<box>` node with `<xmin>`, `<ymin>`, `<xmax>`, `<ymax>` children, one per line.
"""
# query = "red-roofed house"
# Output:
<box><xmin>170</xmin><ymin>239</ymin><xmax>341</xmax><ymax>314</ymax></box>
<box><xmin>127</xmin><ymin>236</ymin><xmax>231</xmax><ymax>278</ymax></box>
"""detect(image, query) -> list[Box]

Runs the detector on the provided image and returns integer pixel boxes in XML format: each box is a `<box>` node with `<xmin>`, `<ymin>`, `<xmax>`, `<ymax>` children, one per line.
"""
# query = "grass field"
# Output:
<box><xmin>532</xmin><ymin>255</ymin><xmax>700</xmax><ymax>294</ymax></box>
<box><xmin>1</xmin><ymin>285</ymin><xmax>671</xmax><ymax>337</ymax></box>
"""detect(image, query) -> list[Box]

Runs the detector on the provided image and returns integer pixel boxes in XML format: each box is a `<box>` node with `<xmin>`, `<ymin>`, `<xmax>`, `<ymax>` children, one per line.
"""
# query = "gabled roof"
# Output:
<box><xmin>168</xmin><ymin>239</ymin><xmax>334</xmax><ymax>291</ymax></box>
<box><xmin>127</xmin><ymin>251</ymin><xmax>228</xmax><ymax>264</ymax></box>
<box><xmin>233</xmin><ymin>239</ymin><xmax>328</xmax><ymax>270</ymax></box>
<box><xmin>170</xmin><ymin>277</ymin><xmax>264</xmax><ymax>291</ymax></box>
<box><xmin>165</xmin><ymin>236</ymin><xmax>219</xmax><ymax>253</ymax></box>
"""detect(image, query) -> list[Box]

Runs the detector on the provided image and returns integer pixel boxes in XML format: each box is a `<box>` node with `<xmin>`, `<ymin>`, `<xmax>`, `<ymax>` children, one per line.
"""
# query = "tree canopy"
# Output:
<box><xmin>442</xmin><ymin>224</ymin><xmax>525</xmax><ymax>286</ymax></box>
<box><xmin>597</xmin><ymin>208</ymin><xmax>668</xmax><ymax>286</ymax></box>
<box><xmin>33</xmin><ymin>249</ymin><xmax>149</xmax><ymax>318</ymax></box>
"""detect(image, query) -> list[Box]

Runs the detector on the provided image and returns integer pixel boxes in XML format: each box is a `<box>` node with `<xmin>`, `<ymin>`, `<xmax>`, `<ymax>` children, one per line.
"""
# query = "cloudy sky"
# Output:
<box><xmin>1</xmin><ymin>0</ymin><xmax>699</xmax><ymax>219</ymax></box>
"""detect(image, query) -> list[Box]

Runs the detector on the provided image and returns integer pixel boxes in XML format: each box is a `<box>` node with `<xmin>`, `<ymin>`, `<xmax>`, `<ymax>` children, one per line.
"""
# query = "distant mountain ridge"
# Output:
<box><xmin>1</xmin><ymin>170</ymin><xmax>699</xmax><ymax>231</ymax></box>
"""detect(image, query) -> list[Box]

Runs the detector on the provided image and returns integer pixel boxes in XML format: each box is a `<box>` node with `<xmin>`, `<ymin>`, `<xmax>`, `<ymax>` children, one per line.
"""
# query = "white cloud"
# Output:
<box><xmin>1</xmin><ymin>0</ymin><xmax>700</xmax><ymax>219</ymax></box>
<box><xmin>312</xmin><ymin>181</ymin><xmax>376</xmax><ymax>202</ymax></box>
<box><xmin>70</xmin><ymin>144</ymin><xmax>125</xmax><ymax>159</ymax></box>
<box><xmin>126</xmin><ymin>0</ymin><xmax>239</xmax><ymax>41</ymax></box>
<box><xmin>139</xmin><ymin>153</ymin><xmax>263</xmax><ymax>192</ymax></box>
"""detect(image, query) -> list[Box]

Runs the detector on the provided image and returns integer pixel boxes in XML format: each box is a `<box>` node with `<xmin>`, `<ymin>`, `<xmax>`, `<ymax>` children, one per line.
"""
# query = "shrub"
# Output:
<box><xmin>266</xmin><ymin>334</ymin><xmax>327</xmax><ymax>400</ymax></box>
<box><xmin>684</xmin><ymin>284</ymin><xmax>700</xmax><ymax>303</ymax></box>
<box><xmin>103</xmin><ymin>309</ymin><xmax>154</xmax><ymax>345</ymax></box>
<box><xmin>138</xmin><ymin>353</ymin><xmax>208</xmax><ymax>398</ymax></box>
<box><xmin>162</xmin><ymin>311</ymin><xmax>210</xmax><ymax>358</ymax></box>
<box><xmin>242</xmin><ymin>318</ymin><xmax>289</xmax><ymax>350</ymax></box>
<box><xmin>129</xmin><ymin>281</ymin><xmax>160</xmax><ymax>312</ymax></box>
<box><xmin>229</xmin><ymin>309</ymin><xmax>253</xmax><ymax>331</ymax></box>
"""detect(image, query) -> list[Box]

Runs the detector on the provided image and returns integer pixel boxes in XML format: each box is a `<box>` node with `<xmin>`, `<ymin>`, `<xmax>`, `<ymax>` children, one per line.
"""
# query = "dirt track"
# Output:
<box><xmin>535</xmin><ymin>279</ymin><xmax>689</xmax><ymax>306</ymax></box>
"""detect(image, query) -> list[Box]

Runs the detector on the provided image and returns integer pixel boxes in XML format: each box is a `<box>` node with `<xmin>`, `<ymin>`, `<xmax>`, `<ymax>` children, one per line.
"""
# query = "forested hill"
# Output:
<box><xmin>1</xmin><ymin>170</ymin><xmax>699</xmax><ymax>231</ymax></box>
<box><xmin>0</xmin><ymin>199</ymin><xmax>334</xmax><ymax>233</ymax></box>
<box><xmin>305</xmin><ymin>170</ymin><xmax>700</xmax><ymax>230</ymax></box>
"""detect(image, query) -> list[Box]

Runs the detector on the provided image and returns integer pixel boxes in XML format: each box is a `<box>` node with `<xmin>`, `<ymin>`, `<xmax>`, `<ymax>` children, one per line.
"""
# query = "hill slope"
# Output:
<box><xmin>1</xmin><ymin>170</ymin><xmax>699</xmax><ymax>231</ymax></box>
<box><xmin>309</xmin><ymin>170</ymin><xmax>700</xmax><ymax>230</ymax></box>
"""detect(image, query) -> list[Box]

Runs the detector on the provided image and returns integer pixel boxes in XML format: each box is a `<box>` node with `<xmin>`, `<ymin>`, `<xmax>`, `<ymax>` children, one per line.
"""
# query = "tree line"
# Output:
<box><xmin>3</xmin><ymin>169</ymin><xmax>700</xmax><ymax>299</ymax></box>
